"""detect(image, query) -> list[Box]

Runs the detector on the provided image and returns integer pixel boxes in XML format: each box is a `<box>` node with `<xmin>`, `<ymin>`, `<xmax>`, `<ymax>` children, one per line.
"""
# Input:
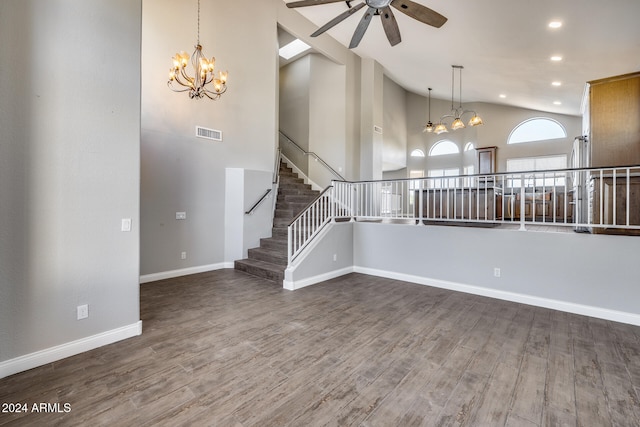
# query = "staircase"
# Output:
<box><xmin>234</xmin><ymin>161</ymin><xmax>320</xmax><ymax>284</ymax></box>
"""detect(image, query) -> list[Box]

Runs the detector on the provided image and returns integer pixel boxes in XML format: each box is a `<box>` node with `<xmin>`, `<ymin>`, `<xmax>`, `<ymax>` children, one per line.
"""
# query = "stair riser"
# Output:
<box><xmin>276</xmin><ymin>202</ymin><xmax>309</xmax><ymax>212</ymax></box>
<box><xmin>248</xmin><ymin>248</ymin><xmax>288</xmax><ymax>266</ymax></box>
<box><xmin>234</xmin><ymin>261</ymin><xmax>283</xmax><ymax>283</ymax></box>
<box><xmin>277</xmin><ymin>195</ymin><xmax>318</xmax><ymax>204</ymax></box>
<box><xmin>274</xmin><ymin>209</ymin><xmax>294</xmax><ymax>219</ymax></box>
<box><xmin>260</xmin><ymin>239</ymin><xmax>287</xmax><ymax>250</ymax></box>
<box><xmin>279</xmin><ymin>183</ymin><xmax>311</xmax><ymax>191</ymax></box>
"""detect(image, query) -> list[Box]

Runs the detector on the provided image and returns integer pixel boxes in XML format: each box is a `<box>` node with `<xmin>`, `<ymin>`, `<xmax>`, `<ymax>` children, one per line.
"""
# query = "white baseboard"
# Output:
<box><xmin>0</xmin><ymin>321</ymin><xmax>142</xmax><ymax>379</ymax></box>
<box><xmin>354</xmin><ymin>266</ymin><xmax>640</xmax><ymax>327</ymax></box>
<box><xmin>284</xmin><ymin>266</ymin><xmax>354</xmax><ymax>291</ymax></box>
<box><xmin>140</xmin><ymin>262</ymin><xmax>231</xmax><ymax>284</ymax></box>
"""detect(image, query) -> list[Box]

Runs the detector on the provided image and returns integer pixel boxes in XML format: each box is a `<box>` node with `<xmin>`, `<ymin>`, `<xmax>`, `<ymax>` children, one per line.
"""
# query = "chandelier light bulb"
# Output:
<box><xmin>451</xmin><ymin>117</ymin><xmax>465</xmax><ymax>130</ymax></box>
<box><xmin>434</xmin><ymin>123</ymin><xmax>448</xmax><ymax>134</ymax></box>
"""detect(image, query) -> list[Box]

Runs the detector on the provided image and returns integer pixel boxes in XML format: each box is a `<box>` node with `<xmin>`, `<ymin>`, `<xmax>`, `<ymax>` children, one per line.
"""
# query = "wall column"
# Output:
<box><xmin>359</xmin><ymin>58</ymin><xmax>384</xmax><ymax>181</ymax></box>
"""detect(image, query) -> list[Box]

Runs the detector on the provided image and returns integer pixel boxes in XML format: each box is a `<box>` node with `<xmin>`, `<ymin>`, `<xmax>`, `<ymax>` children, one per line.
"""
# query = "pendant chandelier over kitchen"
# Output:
<box><xmin>434</xmin><ymin>65</ymin><xmax>483</xmax><ymax>134</ymax></box>
<box><xmin>167</xmin><ymin>0</ymin><xmax>228</xmax><ymax>100</ymax></box>
<box><xmin>423</xmin><ymin>87</ymin><xmax>435</xmax><ymax>133</ymax></box>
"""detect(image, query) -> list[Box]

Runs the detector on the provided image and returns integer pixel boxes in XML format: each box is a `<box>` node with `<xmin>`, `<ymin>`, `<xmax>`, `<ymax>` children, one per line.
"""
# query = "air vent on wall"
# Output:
<box><xmin>196</xmin><ymin>126</ymin><xmax>223</xmax><ymax>141</ymax></box>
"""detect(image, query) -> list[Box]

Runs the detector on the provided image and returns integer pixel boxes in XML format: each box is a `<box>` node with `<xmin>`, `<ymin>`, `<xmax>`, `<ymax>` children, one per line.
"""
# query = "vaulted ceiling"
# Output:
<box><xmin>283</xmin><ymin>0</ymin><xmax>640</xmax><ymax>116</ymax></box>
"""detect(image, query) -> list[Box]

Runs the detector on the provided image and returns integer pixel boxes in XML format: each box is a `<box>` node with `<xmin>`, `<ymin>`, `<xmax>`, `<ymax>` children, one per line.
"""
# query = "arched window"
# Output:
<box><xmin>464</xmin><ymin>142</ymin><xmax>475</xmax><ymax>152</ymax></box>
<box><xmin>508</xmin><ymin>118</ymin><xmax>567</xmax><ymax>144</ymax></box>
<box><xmin>410</xmin><ymin>149</ymin><xmax>425</xmax><ymax>157</ymax></box>
<box><xmin>429</xmin><ymin>140</ymin><xmax>460</xmax><ymax>156</ymax></box>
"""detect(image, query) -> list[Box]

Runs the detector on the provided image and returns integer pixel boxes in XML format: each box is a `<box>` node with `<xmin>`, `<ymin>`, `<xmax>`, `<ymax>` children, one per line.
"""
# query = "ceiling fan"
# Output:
<box><xmin>286</xmin><ymin>0</ymin><xmax>447</xmax><ymax>48</ymax></box>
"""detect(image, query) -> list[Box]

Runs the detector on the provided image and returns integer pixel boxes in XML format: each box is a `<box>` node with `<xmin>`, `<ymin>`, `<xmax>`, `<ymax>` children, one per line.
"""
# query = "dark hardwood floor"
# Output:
<box><xmin>2</xmin><ymin>270</ymin><xmax>640</xmax><ymax>426</ymax></box>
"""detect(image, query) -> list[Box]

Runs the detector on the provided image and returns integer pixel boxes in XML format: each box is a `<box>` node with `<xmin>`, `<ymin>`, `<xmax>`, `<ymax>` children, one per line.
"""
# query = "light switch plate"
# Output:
<box><xmin>121</xmin><ymin>218</ymin><xmax>132</xmax><ymax>232</ymax></box>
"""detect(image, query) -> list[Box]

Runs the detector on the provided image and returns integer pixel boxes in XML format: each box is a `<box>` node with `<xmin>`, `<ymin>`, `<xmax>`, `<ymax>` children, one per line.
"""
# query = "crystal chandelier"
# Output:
<box><xmin>434</xmin><ymin>65</ymin><xmax>483</xmax><ymax>134</ymax></box>
<box><xmin>168</xmin><ymin>0</ymin><xmax>228</xmax><ymax>100</ymax></box>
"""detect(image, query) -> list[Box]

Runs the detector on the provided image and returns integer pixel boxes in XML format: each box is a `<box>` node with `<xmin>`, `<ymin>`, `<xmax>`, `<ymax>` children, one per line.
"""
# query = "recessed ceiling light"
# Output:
<box><xmin>552</xmin><ymin>81</ymin><xmax>562</xmax><ymax>86</ymax></box>
<box><xmin>279</xmin><ymin>39</ymin><xmax>311</xmax><ymax>60</ymax></box>
<box><xmin>548</xmin><ymin>21</ymin><xmax>563</xmax><ymax>29</ymax></box>
<box><xmin>550</xmin><ymin>56</ymin><xmax>563</xmax><ymax>62</ymax></box>
<box><xmin>499</xmin><ymin>94</ymin><xmax>507</xmax><ymax>98</ymax></box>
<box><xmin>553</xmin><ymin>101</ymin><xmax>562</xmax><ymax>105</ymax></box>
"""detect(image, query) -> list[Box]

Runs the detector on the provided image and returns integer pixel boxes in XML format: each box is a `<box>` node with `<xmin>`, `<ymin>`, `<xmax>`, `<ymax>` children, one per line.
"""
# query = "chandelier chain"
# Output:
<box><xmin>197</xmin><ymin>0</ymin><xmax>201</xmax><ymax>45</ymax></box>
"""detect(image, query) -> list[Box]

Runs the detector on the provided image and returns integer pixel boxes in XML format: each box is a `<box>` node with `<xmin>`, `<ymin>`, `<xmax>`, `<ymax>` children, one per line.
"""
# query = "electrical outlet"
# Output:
<box><xmin>181</xmin><ymin>251</ymin><xmax>187</xmax><ymax>260</ymax></box>
<box><xmin>176</xmin><ymin>212</ymin><xmax>187</xmax><ymax>220</ymax></box>
<box><xmin>494</xmin><ymin>268</ymin><xmax>501</xmax><ymax>278</ymax></box>
<box><xmin>333</xmin><ymin>253</ymin><xmax>337</xmax><ymax>262</ymax></box>
<box><xmin>77</xmin><ymin>304</ymin><xmax>89</xmax><ymax>320</ymax></box>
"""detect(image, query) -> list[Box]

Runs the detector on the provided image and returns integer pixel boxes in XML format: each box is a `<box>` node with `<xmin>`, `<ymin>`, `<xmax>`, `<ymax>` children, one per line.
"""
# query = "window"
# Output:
<box><xmin>508</xmin><ymin>118</ymin><xmax>567</xmax><ymax>144</ymax></box>
<box><xmin>464</xmin><ymin>142</ymin><xmax>475</xmax><ymax>152</ymax></box>
<box><xmin>429</xmin><ymin>140</ymin><xmax>460</xmax><ymax>156</ymax></box>
<box><xmin>410</xmin><ymin>149</ymin><xmax>425</xmax><ymax>157</ymax></box>
<box><xmin>428</xmin><ymin>168</ymin><xmax>460</xmax><ymax>188</ymax></box>
<box><xmin>506</xmin><ymin>155</ymin><xmax>567</xmax><ymax>187</ymax></box>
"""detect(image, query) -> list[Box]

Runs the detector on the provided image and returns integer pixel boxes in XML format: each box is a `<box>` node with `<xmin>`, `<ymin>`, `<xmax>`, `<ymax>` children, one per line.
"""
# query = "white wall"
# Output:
<box><xmin>141</xmin><ymin>0</ymin><xmax>278</xmax><ymax>276</ymax></box>
<box><xmin>277</xmin><ymin>5</ymin><xmax>362</xmax><ymax>182</ymax></box>
<box><xmin>360</xmin><ymin>59</ymin><xmax>384</xmax><ymax>181</ymax></box>
<box><xmin>284</xmin><ymin>222</ymin><xmax>354</xmax><ymax>290</ymax></box>
<box><xmin>353</xmin><ymin>223</ymin><xmax>640</xmax><ymax>325</ymax></box>
<box><xmin>279</xmin><ymin>52</ymin><xmax>348</xmax><ymax>187</ymax></box>
<box><xmin>309</xmin><ymin>54</ymin><xmax>347</xmax><ymax>186</ymax></box>
<box><xmin>0</xmin><ymin>0</ymin><xmax>142</xmax><ymax>375</ymax></box>
<box><xmin>383</xmin><ymin>76</ymin><xmax>408</xmax><ymax>172</ymax></box>
<box><xmin>279</xmin><ymin>56</ymin><xmax>311</xmax><ymax>175</ymax></box>
<box><xmin>283</xmin><ymin>220</ymin><xmax>640</xmax><ymax>326</ymax></box>
<box><xmin>224</xmin><ymin>169</ymin><xmax>274</xmax><ymax>263</ymax></box>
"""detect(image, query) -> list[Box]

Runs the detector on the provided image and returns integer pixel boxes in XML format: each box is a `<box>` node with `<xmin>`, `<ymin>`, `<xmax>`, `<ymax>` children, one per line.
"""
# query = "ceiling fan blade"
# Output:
<box><xmin>380</xmin><ymin>7</ymin><xmax>401</xmax><ymax>46</ymax></box>
<box><xmin>390</xmin><ymin>0</ymin><xmax>447</xmax><ymax>28</ymax></box>
<box><xmin>349</xmin><ymin>6</ymin><xmax>376</xmax><ymax>48</ymax></box>
<box><xmin>286</xmin><ymin>0</ymin><xmax>348</xmax><ymax>8</ymax></box>
<box><xmin>311</xmin><ymin>2</ymin><xmax>366</xmax><ymax>37</ymax></box>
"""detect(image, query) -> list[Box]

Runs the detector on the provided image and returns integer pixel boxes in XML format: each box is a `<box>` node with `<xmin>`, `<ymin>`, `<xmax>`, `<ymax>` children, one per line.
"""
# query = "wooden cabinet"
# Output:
<box><xmin>588</xmin><ymin>72</ymin><xmax>640</xmax><ymax>167</ymax></box>
<box><xmin>590</xmin><ymin>175</ymin><xmax>640</xmax><ymax>234</ymax></box>
<box><xmin>505</xmin><ymin>192</ymin><xmax>573</xmax><ymax>222</ymax></box>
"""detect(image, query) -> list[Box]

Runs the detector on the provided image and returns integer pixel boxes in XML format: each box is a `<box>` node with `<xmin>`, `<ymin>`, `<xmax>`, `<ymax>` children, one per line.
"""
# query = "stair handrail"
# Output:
<box><xmin>273</xmin><ymin>147</ymin><xmax>281</xmax><ymax>185</ymax></box>
<box><xmin>245</xmin><ymin>188</ymin><xmax>272</xmax><ymax>215</ymax></box>
<box><xmin>279</xmin><ymin>131</ymin><xmax>346</xmax><ymax>182</ymax></box>
<box><xmin>287</xmin><ymin>185</ymin><xmax>333</xmax><ymax>227</ymax></box>
<box><xmin>288</xmin><ymin>185</ymin><xmax>335</xmax><ymax>264</ymax></box>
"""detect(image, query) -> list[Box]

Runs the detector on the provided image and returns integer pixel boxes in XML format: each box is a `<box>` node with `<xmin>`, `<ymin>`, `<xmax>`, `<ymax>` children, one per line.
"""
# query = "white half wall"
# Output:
<box><xmin>224</xmin><ymin>168</ymin><xmax>274</xmax><ymax>263</ymax></box>
<box><xmin>281</xmin><ymin>217</ymin><xmax>640</xmax><ymax>325</ymax></box>
<box><xmin>284</xmin><ymin>222</ymin><xmax>354</xmax><ymax>290</ymax></box>
<box><xmin>353</xmin><ymin>222</ymin><xmax>640</xmax><ymax>325</ymax></box>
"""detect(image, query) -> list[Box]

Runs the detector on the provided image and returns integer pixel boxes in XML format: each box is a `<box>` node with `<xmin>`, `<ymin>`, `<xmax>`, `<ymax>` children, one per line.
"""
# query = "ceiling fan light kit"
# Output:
<box><xmin>287</xmin><ymin>0</ymin><xmax>447</xmax><ymax>48</ymax></box>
